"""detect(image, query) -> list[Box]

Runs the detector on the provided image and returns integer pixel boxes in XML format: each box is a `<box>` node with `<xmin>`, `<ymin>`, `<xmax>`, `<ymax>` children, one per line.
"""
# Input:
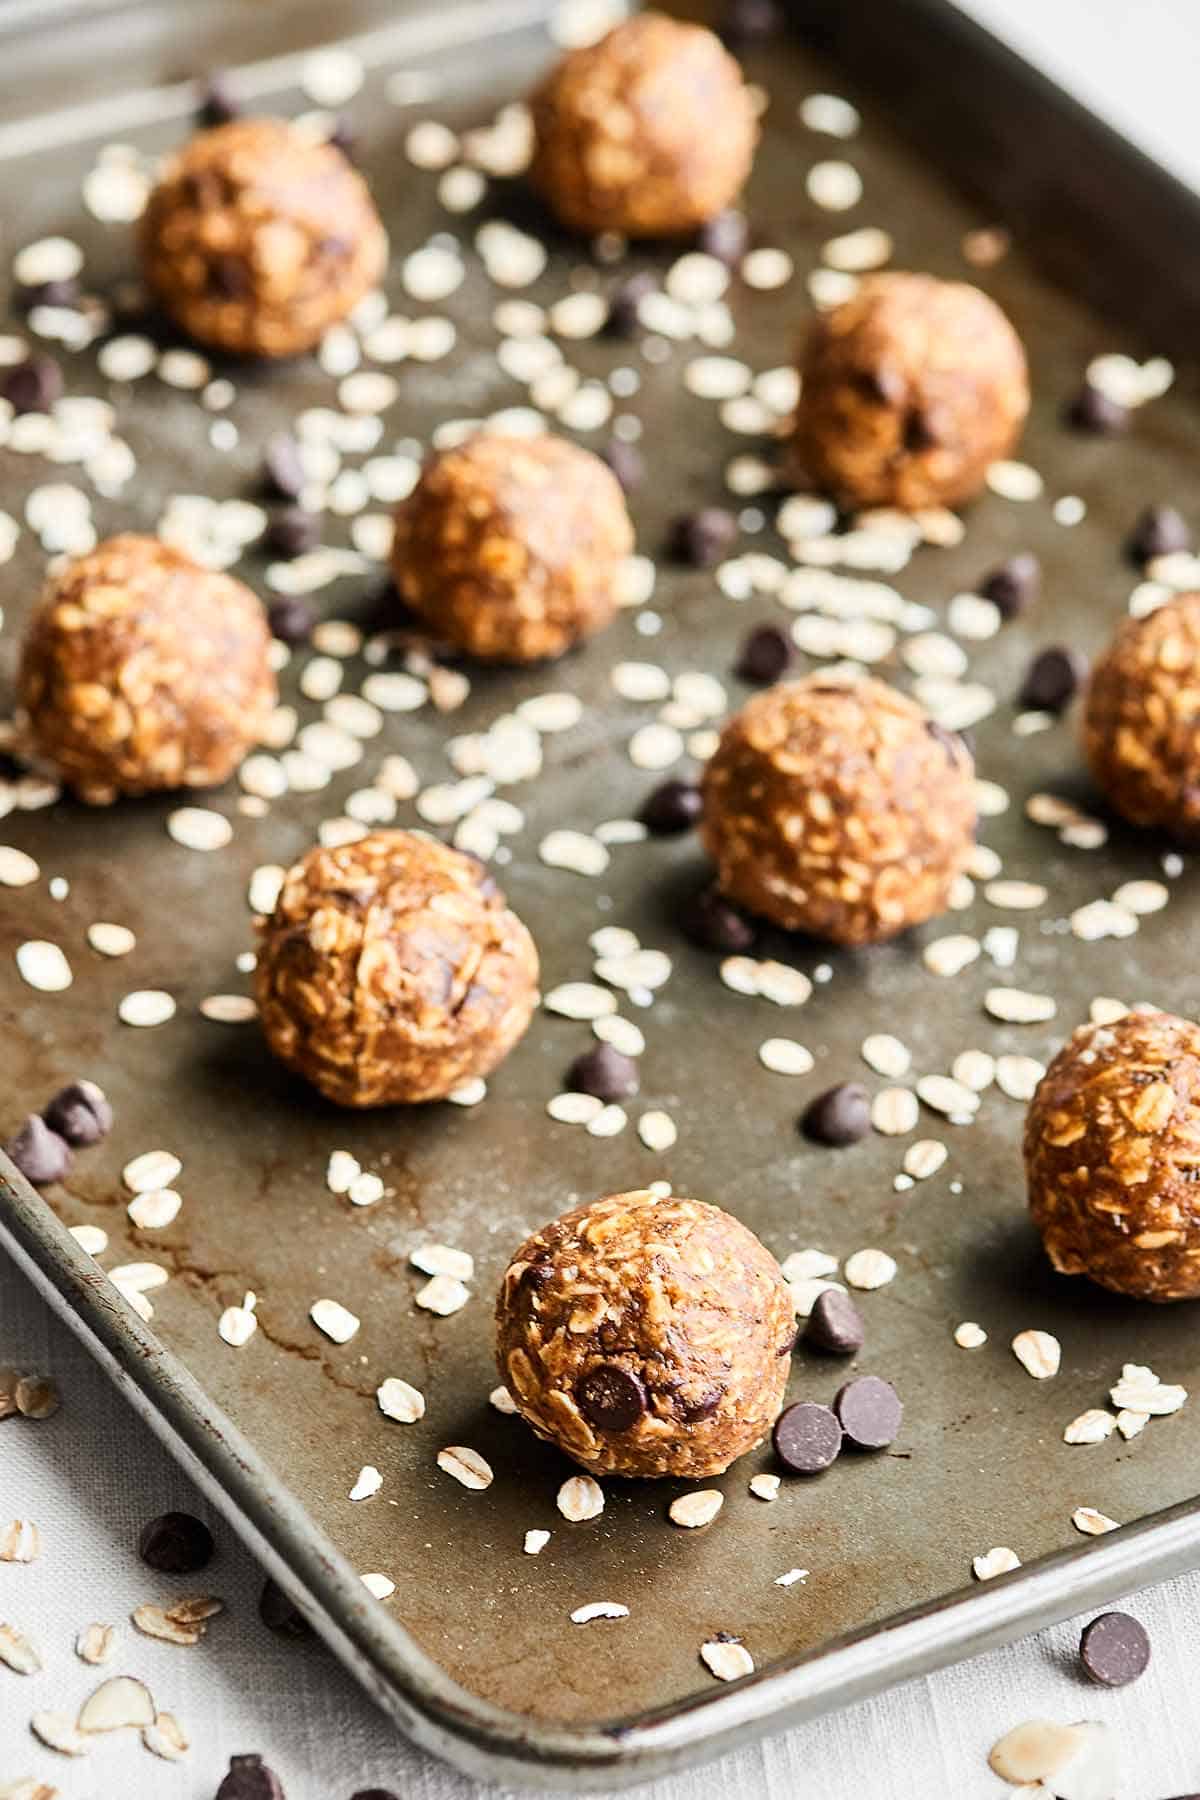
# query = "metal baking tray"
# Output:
<box><xmin>5</xmin><ymin>0</ymin><xmax>1200</xmax><ymax>1786</ymax></box>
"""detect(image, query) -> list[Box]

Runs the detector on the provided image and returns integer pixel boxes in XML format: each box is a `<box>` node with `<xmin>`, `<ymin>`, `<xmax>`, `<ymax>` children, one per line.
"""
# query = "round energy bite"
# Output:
<box><xmin>529</xmin><ymin>12</ymin><xmax>758</xmax><ymax>238</ymax></box>
<box><xmin>17</xmin><ymin>533</ymin><xmax>276</xmax><ymax>804</ymax></box>
<box><xmin>1083</xmin><ymin>592</ymin><xmax>1200</xmax><ymax>838</ymax></box>
<box><xmin>700</xmin><ymin>675</ymin><xmax>977</xmax><ymax>946</ymax></box>
<box><xmin>254</xmin><ymin>830</ymin><xmax>538</xmax><ymax>1107</ymax></box>
<box><xmin>1025</xmin><ymin>1009</ymin><xmax>1200</xmax><ymax>1301</ymax></box>
<box><xmin>140</xmin><ymin>118</ymin><xmax>387</xmax><ymax>357</ymax></box>
<box><xmin>791</xmin><ymin>272</ymin><xmax>1030</xmax><ymax>509</ymax></box>
<box><xmin>391</xmin><ymin>433</ymin><xmax>633</xmax><ymax>663</ymax></box>
<box><xmin>496</xmin><ymin>1189</ymin><xmax>795</xmax><ymax>1477</ymax></box>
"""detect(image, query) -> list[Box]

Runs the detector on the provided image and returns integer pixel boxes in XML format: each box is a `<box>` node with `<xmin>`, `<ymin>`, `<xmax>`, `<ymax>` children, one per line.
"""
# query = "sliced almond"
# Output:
<box><xmin>0</xmin><ymin>1623</ymin><xmax>41</xmax><ymax>1674</ymax></box>
<box><xmin>668</xmin><ymin>1490</ymin><xmax>724</xmax><ymax>1529</ymax></box>
<box><xmin>142</xmin><ymin>1711</ymin><xmax>189</xmax><ymax>1761</ymax></box>
<box><xmin>557</xmin><ymin>1475</ymin><xmax>604</xmax><ymax>1522</ymax></box>
<box><xmin>77</xmin><ymin>1674</ymin><xmax>156</xmax><ymax>1732</ymax></box>
<box><xmin>989</xmin><ymin>1718</ymin><xmax>1084</xmax><ymax>1785</ymax></box>
<box><xmin>31</xmin><ymin>1711</ymin><xmax>91</xmax><ymax>1756</ymax></box>
<box><xmin>436</xmin><ymin>1445</ymin><xmax>493</xmax><ymax>1491</ymax></box>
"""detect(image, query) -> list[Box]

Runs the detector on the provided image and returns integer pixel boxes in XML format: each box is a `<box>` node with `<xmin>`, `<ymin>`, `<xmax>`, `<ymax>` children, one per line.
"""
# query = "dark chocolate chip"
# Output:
<box><xmin>350</xmin><ymin>1792</ymin><xmax>401</xmax><ymax>1800</ymax></box>
<box><xmin>678</xmin><ymin>886</ymin><xmax>757</xmax><ymax>953</ymax></box>
<box><xmin>265</xmin><ymin>507</ymin><xmax>321</xmax><ymax>559</ymax></box>
<box><xmin>719</xmin><ymin>0</ymin><xmax>781</xmax><ymax>47</ymax></box>
<box><xmin>773</xmin><ymin>1400</ymin><xmax>842</xmax><ymax>1474</ymax></box>
<box><xmin>565</xmin><ymin>1044</ymin><xmax>639</xmax><ymax>1102</ymax></box>
<box><xmin>1129</xmin><ymin>504</ymin><xmax>1191</xmax><ymax>564</ymax></box>
<box><xmin>2</xmin><ymin>356</ymin><xmax>63</xmax><ymax>416</ymax></box>
<box><xmin>216</xmin><ymin>1754</ymin><xmax>285</xmax><ymax>1800</ymax></box>
<box><xmin>902</xmin><ymin>408</ymin><xmax>939</xmax><ymax>452</ymax></box>
<box><xmin>696</xmin><ymin>208</ymin><xmax>749</xmax><ymax>266</ymax></box>
<box><xmin>4</xmin><ymin>1115</ymin><xmax>72</xmax><ymax>1187</ymax></box>
<box><xmin>138</xmin><ymin>1510</ymin><xmax>215</xmax><ymax>1574</ymax></box>
<box><xmin>17</xmin><ymin>277</ymin><xmax>80</xmax><ymax>312</ymax></box>
<box><xmin>605</xmin><ymin>271</ymin><xmax>658</xmax><ymax>338</ymax></box>
<box><xmin>735</xmin><ymin>623</ymin><xmax>792</xmax><ymax>686</ymax></box>
<box><xmin>1017</xmin><ymin>645</ymin><xmax>1088</xmax><ymax>713</ymax></box>
<box><xmin>209</xmin><ymin>254</ymin><xmax>253</xmax><ymax>300</ymax></box>
<box><xmin>198</xmin><ymin>72</ymin><xmax>241</xmax><ymax>126</ymax></box>
<box><xmin>600</xmin><ymin>438</ymin><xmax>644</xmax><ymax>492</ymax></box>
<box><xmin>258</xmin><ymin>1576</ymin><xmax>313</xmax><ymax>1640</ymax></box>
<box><xmin>833</xmin><ymin>1375</ymin><xmax>903</xmax><ymax>1449</ymax></box>
<box><xmin>267</xmin><ymin>596</ymin><xmax>317</xmax><ymax>645</ymax></box>
<box><xmin>681</xmin><ymin>1389</ymin><xmax>722</xmax><ymax>1421</ymax></box>
<box><xmin>640</xmin><ymin>779</ymin><xmax>703</xmax><ymax>835</ymax></box>
<box><xmin>576</xmin><ymin>1363</ymin><xmax>646</xmax><ymax>1432</ymax></box>
<box><xmin>1067</xmin><ymin>383</ymin><xmax>1129</xmax><ymax>435</ymax></box>
<box><xmin>669</xmin><ymin>506</ymin><xmax>738</xmax><ymax>568</ymax></box>
<box><xmin>42</xmin><ymin>1079</ymin><xmax>113</xmax><ymax>1147</ymax></box>
<box><xmin>801</xmin><ymin>1084</ymin><xmax>870</xmax><ymax>1147</ymax></box>
<box><xmin>980</xmin><ymin>551</ymin><xmax>1040</xmax><ymax>619</ymax></box>
<box><xmin>263</xmin><ymin>433</ymin><xmax>306</xmax><ymax>500</ymax></box>
<box><xmin>803</xmin><ymin>1288</ymin><xmax>865</xmax><ymax>1356</ymax></box>
<box><xmin>1079</xmin><ymin>1611</ymin><xmax>1150</xmax><ymax>1688</ymax></box>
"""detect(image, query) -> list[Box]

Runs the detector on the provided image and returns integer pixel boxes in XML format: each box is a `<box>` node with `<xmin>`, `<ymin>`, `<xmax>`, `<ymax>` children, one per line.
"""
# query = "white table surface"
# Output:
<box><xmin>7</xmin><ymin>3</ymin><xmax>1200</xmax><ymax>1796</ymax></box>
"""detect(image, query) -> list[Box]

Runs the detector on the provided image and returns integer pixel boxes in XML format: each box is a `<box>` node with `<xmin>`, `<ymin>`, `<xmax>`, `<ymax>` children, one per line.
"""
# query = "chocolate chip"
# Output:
<box><xmin>903</xmin><ymin>408</ymin><xmax>939</xmax><ymax>452</ymax></box>
<box><xmin>772</xmin><ymin>1400</ymin><xmax>842</xmax><ymax>1474</ymax></box>
<box><xmin>803</xmin><ymin>1288</ymin><xmax>865</xmax><ymax>1355</ymax></box>
<box><xmin>42</xmin><ymin>1080</ymin><xmax>113</xmax><ymax>1147</ymax></box>
<box><xmin>198</xmin><ymin>72</ymin><xmax>241</xmax><ymax>127</ymax></box>
<box><xmin>350</xmin><ymin>1792</ymin><xmax>401</xmax><ymax>1800</ymax></box>
<box><xmin>833</xmin><ymin>1375</ymin><xmax>903</xmax><ymax>1449</ymax></box>
<box><xmin>216</xmin><ymin>1754</ymin><xmax>285</xmax><ymax>1800</ymax></box>
<box><xmin>258</xmin><ymin>1576</ymin><xmax>313</xmax><ymax>1640</ymax></box>
<box><xmin>2</xmin><ymin>356</ymin><xmax>63</xmax><ymax>416</ymax></box>
<box><xmin>681</xmin><ymin>1389</ymin><xmax>722</xmax><ymax>1421</ymax></box>
<box><xmin>4</xmin><ymin>1115</ymin><xmax>72</xmax><ymax>1187</ymax></box>
<box><xmin>263</xmin><ymin>433</ymin><xmax>306</xmax><ymax>500</ymax></box>
<box><xmin>605</xmin><ymin>271</ymin><xmax>658</xmax><ymax>338</ymax></box>
<box><xmin>1079</xmin><ymin>1611</ymin><xmax>1150</xmax><ymax>1688</ymax></box>
<box><xmin>856</xmin><ymin>365</ymin><xmax>907</xmax><ymax>408</ymax></box>
<box><xmin>265</xmin><ymin>507</ymin><xmax>321</xmax><ymax>559</ymax></box>
<box><xmin>267</xmin><ymin>596</ymin><xmax>317</xmax><ymax>645</ymax></box>
<box><xmin>576</xmin><ymin>1364</ymin><xmax>646</xmax><ymax>1432</ymax></box>
<box><xmin>640</xmin><ymin>779</ymin><xmax>703</xmax><ymax>835</ymax></box>
<box><xmin>1067</xmin><ymin>383</ymin><xmax>1129</xmax><ymax>435</ymax></box>
<box><xmin>209</xmin><ymin>254</ymin><xmax>252</xmax><ymax>299</ymax></box>
<box><xmin>565</xmin><ymin>1044</ymin><xmax>639</xmax><ymax>1102</ymax></box>
<box><xmin>678</xmin><ymin>885</ymin><xmax>757</xmax><ymax>953</ymax></box>
<box><xmin>800</xmin><ymin>1084</ymin><xmax>870</xmax><ymax>1147</ymax></box>
<box><xmin>600</xmin><ymin>439</ymin><xmax>644</xmax><ymax>492</ymax></box>
<box><xmin>735</xmin><ymin>623</ymin><xmax>792</xmax><ymax>686</ymax></box>
<box><xmin>979</xmin><ymin>551</ymin><xmax>1040</xmax><ymax>619</ymax></box>
<box><xmin>696</xmin><ymin>208</ymin><xmax>749</xmax><ymax>266</ymax></box>
<box><xmin>1129</xmin><ymin>504</ymin><xmax>1191</xmax><ymax>563</ymax></box>
<box><xmin>17</xmin><ymin>277</ymin><xmax>80</xmax><ymax>312</ymax></box>
<box><xmin>138</xmin><ymin>1510</ymin><xmax>214</xmax><ymax>1574</ymax></box>
<box><xmin>669</xmin><ymin>506</ymin><xmax>738</xmax><ymax>568</ymax></box>
<box><xmin>719</xmin><ymin>0</ymin><xmax>781</xmax><ymax>47</ymax></box>
<box><xmin>1017</xmin><ymin>645</ymin><xmax>1088</xmax><ymax>713</ymax></box>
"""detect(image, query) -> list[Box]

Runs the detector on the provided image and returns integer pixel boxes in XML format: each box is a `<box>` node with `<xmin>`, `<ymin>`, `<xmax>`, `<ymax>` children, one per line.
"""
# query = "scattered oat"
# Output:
<box><xmin>571</xmin><ymin>1601</ymin><xmax>629</xmax><ymax>1624</ymax></box>
<box><xmin>76</xmin><ymin>1623</ymin><xmax>116</xmax><ymax>1665</ymax></box>
<box><xmin>986</xmin><ymin>460</ymin><xmax>1043</xmax><ymax>501</ymax></box>
<box><xmin>700</xmin><ymin>1638</ymin><xmax>754</xmax><ymax>1680</ymax></box>
<box><xmin>1073</xmin><ymin>1507</ymin><xmax>1120</xmax><ymax>1536</ymax></box>
<box><xmin>972</xmin><ymin>1546</ymin><xmax>1021</xmax><ymax>1581</ymax></box>
<box><xmin>416</xmin><ymin>1273</ymin><xmax>471</xmax><ymax>1316</ymax></box>
<box><xmin>1109</xmin><ymin>1362</ymin><xmax>1187</xmax><ymax>1416</ymax></box>
<box><xmin>749</xmin><ymin>1473</ymin><xmax>781</xmax><ymax>1501</ymax></box>
<box><xmin>558</xmin><ymin>1475</ymin><xmax>604</xmax><ymax>1522</ymax></box>
<box><xmin>844</xmin><ymin>1248</ymin><xmax>897</xmax><ymax>1290</ymax></box>
<box><xmin>995</xmin><ymin>1054</ymin><xmax>1045</xmax><ymax>1101</ymax></box>
<box><xmin>1116</xmin><ymin>1409</ymin><xmax>1150</xmax><ymax>1440</ymax></box>
<box><xmin>759</xmin><ymin>1037</ymin><xmax>814</xmax><ymax>1075</ymax></box>
<box><xmin>1012</xmin><ymin>1329</ymin><xmax>1061</xmax><ymax>1380</ymax></box>
<box><xmin>871</xmin><ymin>1087</ymin><xmax>919</xmax><ymax>1136</ymax></box>
<box><xmin>15</xmin><ymin>941</ymin><xmax>72</xmax><ymax>992</ymax></box>
<box><xmin>77</xmin><ymin>1674</ymin><xmax>155</xmax><ymax>1732</ymax></box>
<box><xmin>0</xmin><ymin>1624</ymin><xmax>41</xmax><ymax>1675</ymax></box>
<box><xmin>310</xmin><ymin>1298</ymin><xmax>360</xmax><ymax>1344</ymax></box>
<box><xmin>524</xmin><ymin>1528</ymin><xmax>550</xmax><ymax>1555</ymax></box>
<box><xmin>954</xmin><ymin>1322</ymin><xmax>987</xmax><ymax>1349</ymax></box>
<box><xmin>669</xmin><ymin>1490</ymin><xmax>724</xmax><ymax>1529</ymax></box>
<box><xmin>861</xmin><ymin>1034</ymin><xmax>910</xmax><ymax>1078</ymax></box>
<box><xmin>377</xmin><ymin>1377</ymin><xmax>425</xmax><ymax>1424</ymax></box>
<box><xmin>167</xmin><ymin>807</ymin><xmax>232</xmax><ymax>851</ymax></box>
<box><xmin>807</xmin><ymin>160</ymin><xmax>862</xmax><ymax>211</ymax></box>
<box><xmin>539</xmin><ymin>830</ymin><xmax>609</xmax><ymax>876</ymax></box>
<box><xmin>985</xmin><ymin>988</ymin><xmax>1056</xmax><ymax>1024</ymax></box>
<box><xmin>437</xmin><ymin>1445</ymin><xmax>493</xmax><ymax>1491</ymax></box>
<box><xmin>922</xmin><ymin>934</ymin><xmax>980</xmax><ymax>978</ymax></box>
<box><xmin>904</xmin><ymin>1139</ymin><xmax>948</xmax><ymax>1180</ymax></box>
<box><xmin>361</xmin><ymin>1573</ymin><xmax>395</xmax><ymax>1599</ymax></box>
<box><xmin>0</xmin><ymin>848</ymin><xmax>40</xmax><ymax>887</ymax></box>
<box><xmin>218</xmin><ymin>1297</ymin><xmax>257</xmax><ymax>1348</ymax></box>
<box><xmin>1064</xmin><ymin>1409</ymin><xmax>1117</xmax><ymax>1446</ymax></box>
<box><xmin>350</xmin><ymin>1465</ymin><xmax>383</xmax><ymax>1502</ymax></box>
<box><xmin>118</xmin><ymin>989</ymin><xmax>176</xmax><ymax>1027</ymax></box>
<box><xmin>199</xmin><ymin>994</ymin><xmax>257</xmax><ymax>1023</ymax></box>
<box><xmin>123</xmin><ymin>1150</ymin><xmax>181</xmax><ymax>1193</ymax></box>
<box><xmin>0</xmin><ymin>1521</ymin><xmax>40</xmax><ymax>1563</ymax></box>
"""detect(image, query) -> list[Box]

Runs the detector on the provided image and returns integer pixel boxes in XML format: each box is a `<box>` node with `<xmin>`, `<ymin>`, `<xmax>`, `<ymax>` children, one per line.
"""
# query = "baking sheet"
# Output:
<box><xmin>4</xmin><ymin>0</ymin><xmax>1200</xmax><ymax>1786</ymax></box>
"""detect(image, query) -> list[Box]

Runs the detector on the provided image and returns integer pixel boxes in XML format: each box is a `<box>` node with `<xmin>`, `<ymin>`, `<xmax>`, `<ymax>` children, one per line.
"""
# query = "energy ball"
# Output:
<box><xmin>791</xmin><ymin>272</ymin><xmax>1030</xmax><ymax>510</ymax></box>
<box><xmin>700</xmin><ymin>675</ymin><xmax>976</xmax><ymax>946</ymax></box>
<box><xmin>496</xmin><ymin>1189</ymin><xmax>794</xmax><ymax>1478</ymax></box>
<box><xmin>254</xmin><ymin>830</ymin><xmax>538</xmax><ymax>1107</ymax></box>
<box><xmin>391</xmin><ymin>433</ymin><xmax>633</xmax><ymax>663</ymax></box>
<box><xmin>17</xmin><ymin>534</ymin><xmax>276</xmax><ymax>804</ymax></box>
<box><xmin>1025</xmin><ymin>1010</ymin><xmax>1200</xmax><ymax>1302</ymax></box>
<box><xmin>529</xmin><ymin>12</ymin><xmax>758</xmax><ymax>239</ymax></box>
<box><xmin>140</xmin><ymin>118</ymin><xmax>387</xmax><ymax>358</ymax></box>
<box><xmin>1083</xmin><ymin>592</ymin><xmax>1200</xmax><ymax>838</ymax></box>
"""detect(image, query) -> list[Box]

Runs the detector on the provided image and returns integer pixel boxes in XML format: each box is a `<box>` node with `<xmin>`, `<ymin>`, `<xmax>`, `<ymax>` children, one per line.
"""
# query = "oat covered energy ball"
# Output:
<box><xmin>496</xmin><ymin>1189</ymin><xmax>795</xmax><ymax>1478</ymax></box>
<box><xmin>17</xmin><ymin>534</ymin><xmax>276</xmax><ymax>804</ymax></box>
<box><xmin>792</xmin><ymin>272</ymin><xmax>1030</xmax><ymax>510</ymax></box>
<box><xmin>529</xmin><ymin>12</ymin><xmax>758</xmax><ymax>238</ymax></box>
<box><xmin>1083</xmin><ymin>592</ymin><xmax>1200</xmax><ymax>838</ymax></box>
<box><xmin>1025</xmin><ymin>1010</ymin><xmax>1200</xmax><ymax>1301</ymax></box>
<box><xmin>700</xmin><ymin>675</ymin><xmax>976</xmax><ymax>946</ymax></box>
<box><xmin>140</xmin><ymin>118</ymin><xmax>387</xmax><ymax>358</ymax></box>
<box><xmin>255</xmin><ymin>830</ymin><xmax>538</xmax><ymax>1107</ymax></box>
<box><xmin>391</xmin><ymin>433</ymin><xmax>633</xmax><ymax>663</ymax></box>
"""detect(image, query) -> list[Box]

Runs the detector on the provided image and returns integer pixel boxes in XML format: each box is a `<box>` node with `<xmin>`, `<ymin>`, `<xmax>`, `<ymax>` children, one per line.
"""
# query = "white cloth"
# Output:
<box><xmin>2</xmin><ymin>1258</ymin><xmax>1198</xmax><ymax>1798</ymax></box>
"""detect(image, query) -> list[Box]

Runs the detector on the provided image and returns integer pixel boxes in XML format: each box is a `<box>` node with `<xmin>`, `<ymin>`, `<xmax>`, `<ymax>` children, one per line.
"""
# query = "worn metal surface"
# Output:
<box><xmin>4</xmin><ymin>0</ymin><xmax>1200</xmax><ymax>1786</ymax></box>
